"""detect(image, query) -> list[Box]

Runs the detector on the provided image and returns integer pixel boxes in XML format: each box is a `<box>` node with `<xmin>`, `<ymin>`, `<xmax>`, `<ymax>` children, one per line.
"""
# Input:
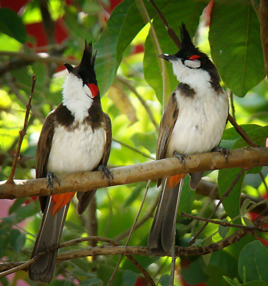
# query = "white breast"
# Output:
<box><xmin>47</xmin><ymin>123</ymin><xmax>106</xmax><ymax>176</ymax></box>
<box><xmin>166</xmin><ymin>88</ymin><xmax>228</xmax><ymax>157</ymax></box>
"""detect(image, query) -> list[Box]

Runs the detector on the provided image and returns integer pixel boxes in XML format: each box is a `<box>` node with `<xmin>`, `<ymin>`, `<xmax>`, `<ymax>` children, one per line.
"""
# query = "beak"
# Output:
<box><xmin>158</xmin><ymin>53</ymin><xmax>177</xmax><ymax>62</ymax></box>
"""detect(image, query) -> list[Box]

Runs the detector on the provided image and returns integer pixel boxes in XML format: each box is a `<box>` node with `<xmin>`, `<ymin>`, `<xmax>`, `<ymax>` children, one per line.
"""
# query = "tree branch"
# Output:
<box><xmin>0</xmin><ymin>51</ymin><xmax>79</xmax><ymax>66</ymax></box>
<box><xmin>190</xmin><ymin>168</ymin><xmax>246</xmax><ymax>244</ymax></box>
<box><xmin>0</xmin><ymin>147</ymin><xmax>267</xmax><ymax>198</ymax></box>
<box><xmin>228</xmin><ymin>114</ymin><xmax>258</xmax><ymax>147</ymax></box>
<box><xmin>181</xmin><ymin>212</ymin><xmax>268</xmax><ymax>232</ymax></box>
<box><xmin>6</xmin><ymin>75</ymin><xmax>36</xmax><ymax>184</ymax></box>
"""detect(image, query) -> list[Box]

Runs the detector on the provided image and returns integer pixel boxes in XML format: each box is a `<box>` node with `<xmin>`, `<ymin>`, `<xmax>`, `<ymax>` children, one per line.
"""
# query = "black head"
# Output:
<box><xmin>158</xmin><ymin>24</ymin><xmax>221</xmax><ymax>91</ymax></box>
<box><xmin>64</xmin><ymin>41</ymin><xmax>99</xmax><ymax>96</ymax></box>
<box><xmin>159</xmin><ymin>23</ymin><xmax>215</xmax><ymax>71</ymax></box>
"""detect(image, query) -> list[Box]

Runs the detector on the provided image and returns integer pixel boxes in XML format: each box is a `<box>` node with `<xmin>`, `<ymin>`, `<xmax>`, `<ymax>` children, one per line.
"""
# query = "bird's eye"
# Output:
<box><xmin>188</xmin><ymin>55</ymin><xmax>200</xmax><ymax>61</ymax></box>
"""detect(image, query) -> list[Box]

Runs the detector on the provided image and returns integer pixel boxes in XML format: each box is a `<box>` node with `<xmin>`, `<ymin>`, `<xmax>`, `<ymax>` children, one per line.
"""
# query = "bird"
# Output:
<box><xmin>148</xmin><ymin>24</ymin><xmax>229</xmax><ymax>255</ymax></box>
<box><xmin>28</xmin><ymin>41</ymin><xmax>112</xmax><ymax>283</ymax></box>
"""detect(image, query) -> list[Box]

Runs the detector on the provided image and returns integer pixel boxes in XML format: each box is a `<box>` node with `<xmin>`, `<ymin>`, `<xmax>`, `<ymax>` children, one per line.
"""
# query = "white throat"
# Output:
<box><xmin>62</xmin><ymin>73</ymin><xmax>93</xmax><ymax>122</ymax></box>
<box><xmin>171</xmin><ymin>59</ymin><xmax>211</xmax><ymax>92</ymax></box>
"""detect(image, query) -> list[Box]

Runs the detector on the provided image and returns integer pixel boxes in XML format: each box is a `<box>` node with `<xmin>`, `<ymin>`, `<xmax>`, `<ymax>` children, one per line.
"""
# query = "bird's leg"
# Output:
<box><xmin>212</xmin><ymin>146</ymin><xmax>229</xmax><ymax>163</ymax></box>
<box><xmin>46</xmin><ymin>172</ymin><xmax>61</xmax><ymax>195</ymax></box>
<box><xmin>98</xmin><ymin>165</ymin><xmax>114</xmax><ymax>186</ymax></box>
<box><xmin>173</xmin><ymin>151</ymin><xmax>188</xmax><ymax>168</ymax></box>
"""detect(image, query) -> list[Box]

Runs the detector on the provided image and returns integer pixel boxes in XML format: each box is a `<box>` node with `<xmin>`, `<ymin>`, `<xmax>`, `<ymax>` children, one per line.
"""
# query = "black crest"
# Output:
<box><xmin>180</xmin><ymin>23</ymin><xmax>195</xmax><ymax>51</ymax></box>
<box><xmin>64</xmin><ymin>41</ymin><xmax>97</xmax><ymax>85</ymax></box>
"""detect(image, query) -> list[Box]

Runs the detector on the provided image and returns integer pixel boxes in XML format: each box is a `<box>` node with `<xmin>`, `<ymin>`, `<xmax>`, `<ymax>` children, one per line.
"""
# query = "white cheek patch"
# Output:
<box><xmin>83</xmin><ymin>84</ymin><xmax>93</xmax><ymax>98</ymax></box>
<box><xmin>184</xmin><ymin>59</ymin><xmax>201</xmax><ymax>69</ymax></box>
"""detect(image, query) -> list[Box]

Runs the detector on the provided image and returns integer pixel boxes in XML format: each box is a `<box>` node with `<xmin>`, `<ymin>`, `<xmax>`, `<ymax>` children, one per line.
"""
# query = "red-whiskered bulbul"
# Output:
<box><xmin>29</xmin><ymin>42</ymin><xmax>112</xmax><ymax>283</ymax></box>
<box><xmin>148</xmin><ymin>24</ymin><xmax>229</xmax><ymax>255</ymax></box>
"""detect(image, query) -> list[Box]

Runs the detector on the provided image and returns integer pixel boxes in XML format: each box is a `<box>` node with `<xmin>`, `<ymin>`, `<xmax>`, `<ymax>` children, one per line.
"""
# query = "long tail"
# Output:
<box><xmin>29</xmin><ymin>197</ymin><xmax>69</xmax><ymax>283</ymax></box>
<box><xmin>148</xmin><ymin>174</ymin><xmax>185</xmax><ymax>255</ymax></box>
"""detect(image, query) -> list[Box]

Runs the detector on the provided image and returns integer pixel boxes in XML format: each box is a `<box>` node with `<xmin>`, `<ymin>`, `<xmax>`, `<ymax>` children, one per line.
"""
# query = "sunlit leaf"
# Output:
<box><xmin>0</xmin><ymin>8</ymin><xmax>27</xmax><ymax>43</ymax></box>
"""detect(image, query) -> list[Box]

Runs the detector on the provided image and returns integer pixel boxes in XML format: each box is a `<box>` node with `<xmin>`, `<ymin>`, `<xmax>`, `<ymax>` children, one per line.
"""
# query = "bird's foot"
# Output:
<box><xmin>46</xmin><ymin>172</ymin><xmax>61</xmax><ymax>194</ymax></box>
<box><xmin>173</xmin><ymin>151</ymin><xmax>188</xmax><ymax>168</ymax></box>
<box><xmin>212</xmin><ymin>146</ymin><xmax>229</xmax><ymax>163</ymax></box>
<box><xmin>98</xmin><ymin>165</ymin><xmax>113</xmax><ymax>186</ymax></box>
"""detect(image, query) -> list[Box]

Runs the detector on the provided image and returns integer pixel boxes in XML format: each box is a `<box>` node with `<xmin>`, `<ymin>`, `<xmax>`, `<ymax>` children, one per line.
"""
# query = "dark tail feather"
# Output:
<box><xmin>29</xmin><ymin>197</ymin><xmax>69</xmax><ymax>283</ymax></box>
<box><xmin>148</xmin><ymin>178</ymin><xmax>184</xmax><ymax>255</ymax></box>
<box><xmin>76</xmin><ymin>190</ymin><xmax>96</xmax><ymax>215</ymax></box>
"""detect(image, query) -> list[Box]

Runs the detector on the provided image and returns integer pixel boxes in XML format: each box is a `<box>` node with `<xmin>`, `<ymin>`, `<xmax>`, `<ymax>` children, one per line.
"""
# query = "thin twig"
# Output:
<box><xmin>228</xmin><ymin>114</ymin><xmax>258</xmax><ymax>147</ymax></box>
<box><xmin>138</xmin><ymin>0</ymin><xmax>167</xmax><ymax>106</ymax></box>
<box><xmin>6</xmin><ymin>75</ymin><xmax>36</xmax><ymax>184</ymax></box>
<box><xmin>181</xmin><ymin>212</ymin><xmax>268</xmax><ymax>232</ymax></box>
<box><xmin>229</xmin><ymin>90</ymin><xmax>236</xmax><ymax>121</ymax></box>
<box><xmin>114</xmin><ymin>194</ymin><xmax>159</xmax><ymax>241</ymax></box>
<box><xmin>190</xmin><ymin>169</ymin><xmax>245</xmax><ymax>245</ymax></box>
<box><xmin>112</xmin><ymin>137</ymin><xmax>154</xmax><ymax>160</ymax></box>
<box><xmin>108</xmin><ymin>180</ymin><xmax>155</xmax><ymax>286</ymax></box>
<box><xmin>0</xmin><ymin>51</ymin><xmax>79</xmax><ymax>66</ymax></box>
<box><xmin>117</xmin><ymin>75</ymin><xmax>159</xmax><ymax>132</ymax></box>
<box><xmin>5</xmin><ymin>73</ymin><xmax>44</xmax><ymax>122</ymax></box>
<box><xmin>148</xmin><ymin>0</ymin><xmax>181</xmax><ymax>49</ymax></box>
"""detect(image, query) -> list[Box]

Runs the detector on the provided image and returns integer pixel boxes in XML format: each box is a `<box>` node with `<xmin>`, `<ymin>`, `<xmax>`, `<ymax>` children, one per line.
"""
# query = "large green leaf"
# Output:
<box><xmin>94</xmin><ymin>0</ymin><xmax>134</xmax><ymax>95</ymax></box>
<box><xmin>238</xmin><ymin>240</ymin><xmax>268</xmax><ymax>283</ymax></box>
<box><xmin>144</xmin><ymin>0</ymin><xmax>207</xmax><ymax>103</ymax></box>
<box><xmin>0</xmin><ymin>8</ymin><xmax>27</xmax><ymax>44</ymax></box>
<box><xmin>209</xmin><ymin>2</ymin><xmax>265</xmax><ymax>97</ymax></box>
<box><xmin>95</xmin><ymin>0</ymin><xmax>172</xmax><ymax>95</ymax></box>
<box><xmin>178</xmin><ymin>175</ymin><xmax>195</xmax><ymax>215</ymax></box>
<box><xmin>218</xmin><ymin>168</ymin><xmax>246</xmax><ymax>219</ymax></box>
<box><xmin>219</xmin><ymin>125</ymin><xmax>268</xmax><ymax>218</ymax></box>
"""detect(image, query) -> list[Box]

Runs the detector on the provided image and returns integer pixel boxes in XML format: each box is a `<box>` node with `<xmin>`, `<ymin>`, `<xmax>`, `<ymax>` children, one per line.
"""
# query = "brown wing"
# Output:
<box><xmin>36</xmin><ymin>111</ymin><xmax>55</xmax><ymax>212</ymax></box>
<box><xmin>77</xmin><ymin>112</ymin><xmax>112</xmax><ymax>215</ymax></box>
<box><xmin>100</xmin><ymin>112</ymin><xmax>112</xmax><ymax>166</ymax></box>
<box><xmin>156</xmin><ymin>91</ymin><xmax>179</xmax><ymax>186</ymax></box>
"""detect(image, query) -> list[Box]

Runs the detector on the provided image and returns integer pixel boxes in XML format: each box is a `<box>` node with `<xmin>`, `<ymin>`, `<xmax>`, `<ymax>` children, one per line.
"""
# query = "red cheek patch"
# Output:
<box><xmin>188</xmin><ymin>55</ymin><xmax>200</xmax><ymax>60</ymax></box>
<box><xmin>87</xmin><ymin>83</ymin><xmax>99</xmax><ymax>97</ymax></box>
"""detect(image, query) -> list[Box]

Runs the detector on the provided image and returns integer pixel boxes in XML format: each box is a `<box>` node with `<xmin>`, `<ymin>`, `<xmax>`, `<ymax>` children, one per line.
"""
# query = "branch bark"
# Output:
<box><xmin>0</xmin><ymin>147</ymin><xmax>267</xmax><ymax>199</ymax></box>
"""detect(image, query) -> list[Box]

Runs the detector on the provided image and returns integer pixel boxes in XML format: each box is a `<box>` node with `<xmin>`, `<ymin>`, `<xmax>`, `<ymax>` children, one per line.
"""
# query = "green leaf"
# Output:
<box><xmin>13</xmin><ymin>201</ymin><xmax>40</xmax><ymax>223</ymax></box>
<box><xmin>10</xmin><ymin>229</ymin><xmax>26</xmax><ymax>252</ymax></box>
<box><xmin>131</xmin><ymin>131</ymin><xmax>157</xmax><ymax>153</ymax></box>
<box><xmin>0</xmin><ymin>228</ymin><xmax>9</xmax><ymax>258</ymax></box>
<box><xmin>178</xmin><ymin>175</ymin><xmax>195</xmax><ymax>215</ymax></box>
<box><xmin>181</xmin><ymin>256</ymin><xmax>208</xmax><ymax>284</ymax></box>
<box><xmin>223</xmin><ymin>276</ymin><xmax>241</xmax><ymax>286</ymax></box>
<box><xmin>240</xmin><ymin>198</ymin><xmax>255</xmax><ymax>217</ymax></box>
<box><xmin>232</xmin><ymin>125</ymin><xmax>268</xmax><ymax>149</ymax></box>
<box><xmin>160</xmin><ymin>274</ymin><xmax>171</xmax><ymax>286</ymax></box>
<box><xmin>123</xmin><ymin>182</ymin><xmax>147</xmax><ymax>207</ymax></box>
<box><xmin>94</xmin><ymin>0</ymin><xmax>134</xmax><ymax>95</ymax></box>
<box><xmin>238</xmin><ymin>240</ymin><xmax>268</xmax><ymax>283</ymax></box>
<box><xmin>242</xmin><ymin>217</ymin><xmax>255</xmax><ymax>227</ymax></box>
<box><xmin>209</xmin><ymin>250</ymin><xmax>238</xmax><ymax>278</ymax></box>
<box><xmin>8</xmin><ymin>198</ymin><xmax>26</xmax><ymax>215</ymax></box>
<box><xmin>122</xmin><ymin>269</ymin><xmax>137</xmax><ymax>286</ymax></box>
<box><xmin>80</xmin><ymin>278</ymin><xmax>102</xmax><ymax>286</ymax></box>
<box><xmin>218</xmin><ymin>168</ymin><xmax>246</xmax><ymax>218</ymax></box>
<box><xmin>144</xmin><ymin>0</ymin><xmax>207</xmax><ymax>102</ymax></box>
<box><xmin>0</xmin><ymin>277</ymin><xmax>9</xmax><ymax>286</ymax></box>
<box><xmin>0</xmin><ymin>8</ymin><xmax>27</xmax><ymax>43</ymax></box>
<box><xmin>210</xmin><ymin>2</ymin><xmax>265</xmax><ymax>97</ymax></box>
<box><xmin>242</xmin><ymin>282</ymin><xmax>268</xmax><ymax>286</ymax></box>
<box><xmin>219</xmin><ymin>223</ymin><xmax>230</xmax><ymax>239</ymax></box>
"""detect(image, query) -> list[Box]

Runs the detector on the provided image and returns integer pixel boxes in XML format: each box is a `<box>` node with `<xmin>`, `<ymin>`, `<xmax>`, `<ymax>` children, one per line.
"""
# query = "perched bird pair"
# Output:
<box><xmin>28</xmin><ymin>24</ymin><xmax>228</xmax><ymax>283</ymax></box>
